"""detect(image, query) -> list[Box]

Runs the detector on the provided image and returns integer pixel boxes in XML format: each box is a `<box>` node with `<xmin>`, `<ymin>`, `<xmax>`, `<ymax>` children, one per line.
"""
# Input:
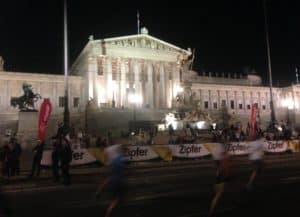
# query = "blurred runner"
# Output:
<box><xmin>246</xmin><ymin>135</ymin><xmax>264</xmax><ymax>190</ymax></box>
<box><xmin>95</xmin><ymin>144</ymin><xmax>126</xmax><ymax>217</ymax></box>
<box><xmin>209</xmin><ymin>140</ymin><xmax>232</xmax><ymax>216</ymax></box>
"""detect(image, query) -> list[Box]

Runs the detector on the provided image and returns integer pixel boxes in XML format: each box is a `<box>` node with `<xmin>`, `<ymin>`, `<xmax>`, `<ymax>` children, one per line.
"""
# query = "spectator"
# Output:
<box><xmin>52</xmin><ymin>139</ymin><xmax>61</xmax><ymax>182</ymax></box>
<box><xmin>61</xmin><ymin>138</ymin><xmax>72</xmax><ymax>186</ymax></box>
<box><xmin>29</xmin><ymin>140</ymin><xmax>45</xmax><ymax>177</ymax></box>
<box><xmin>13</xmin><ymin>138</ymin><xmax>22</xmax><ymax>176</ymax></box>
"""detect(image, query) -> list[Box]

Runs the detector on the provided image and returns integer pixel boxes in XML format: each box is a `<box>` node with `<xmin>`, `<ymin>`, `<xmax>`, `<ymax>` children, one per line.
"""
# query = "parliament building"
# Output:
<box><xmin>1</xmin><ymin>29</ymin><xmax>300</xmax><ymax>134</ymax></box>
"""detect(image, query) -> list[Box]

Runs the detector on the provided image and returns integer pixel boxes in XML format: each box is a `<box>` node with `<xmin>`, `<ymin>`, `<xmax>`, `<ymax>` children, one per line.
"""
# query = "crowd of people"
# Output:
<box><xmin>0</xmin><ymin>137</ymin><xmax>22</xmax><ymax>178</ymax></box>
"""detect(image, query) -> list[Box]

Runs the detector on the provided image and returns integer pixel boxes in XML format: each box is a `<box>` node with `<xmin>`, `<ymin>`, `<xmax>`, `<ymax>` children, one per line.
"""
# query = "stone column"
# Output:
<box><xmin>165</xmin><ymin>63</ymin><xmax>172</xmax><ymax>108</ymax></box>
<box><xmin>226</xmin><ymin>90</ymin><xmax>229</xmax><ymax>108</ymax></box>
<box><xmin>105</xmin><ymin>57</ymin><xmax>113</xmax><ymax>106</ymax></box>
<box><xmin>5</xmin><ymin>80</ymin><xmax>9</xmax><ymax>110</ymax></box>
<box><xmin>171</xmin><ymin>63</ymin><xmax>178</xmax><ymax>103</ymax></box>
<box><xmin>153</xmin><ymin>63</ymin><xmax>159</xmax><ymax>108</ymax></box>
<box><xmin>87</xmin><ymin>56</ymin><xmax>98</xmax><ymax>106</ymax></box>
<box><xmin>147</xmin><ymin>62</ymin><xmax>154</xmax><ymax>108</ymax></box>
<box><xmin>217</xmin><ymin>90</ymin><xmax>220</xmax><ymax>110</ymax></box>
<box><xmin>208</xmin><ymin>90</ymin><xmax>212</xmax><ymax>110</ymax></box>
<box><xmin>160</xmin><ymin>62</ymin><xmax>166</xmax><ymax>108</ymax></box>
<box><xmin>120</xmin><ymin>58</ymin><xmax>126</xmax><ymax>107</ymax></box>
<box><xmin>250</xmin><ymin>91</ymin><xmax>253</xmax><ymax>107</ymax></box>
<box><xmin>243</xmin><ymin>91</ymin><xmax>246</xmax><ymax>112</ymax></box>
<box><xmin>199</xmin><ymin>89</ymin><xmax>203</xmax><ymax>110</ymax></box>
<box><xmin>134</xmin><ymin>59</ymin><xmax>142</xmax><ymax>107</ymax></box>
<box><xmin>234</xmin><ymin>90</ymin><xmax>237</xmax><ymax>112</ymax></box>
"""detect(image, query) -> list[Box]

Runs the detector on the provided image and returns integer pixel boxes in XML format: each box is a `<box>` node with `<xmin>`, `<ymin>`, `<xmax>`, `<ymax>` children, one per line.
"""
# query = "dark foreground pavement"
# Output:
<box><xmin>1</xmin><ymin>153</ymin><xmax>300</xmax><ymax>217</ymax></box>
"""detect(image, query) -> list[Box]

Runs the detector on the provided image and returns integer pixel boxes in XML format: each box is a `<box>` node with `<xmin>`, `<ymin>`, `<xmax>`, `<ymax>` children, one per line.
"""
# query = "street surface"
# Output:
<box><xmin>1</xmin><ymin>153</ymin><xmax>300</xmax><ymax>217</ymax></box>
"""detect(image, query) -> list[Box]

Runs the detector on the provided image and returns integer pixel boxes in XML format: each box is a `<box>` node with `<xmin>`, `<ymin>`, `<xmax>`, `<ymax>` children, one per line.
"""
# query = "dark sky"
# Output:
<box><xmin>0</xmin><ymin>0</ymin><xmax>299</xmax><ymax>86</ymax></box>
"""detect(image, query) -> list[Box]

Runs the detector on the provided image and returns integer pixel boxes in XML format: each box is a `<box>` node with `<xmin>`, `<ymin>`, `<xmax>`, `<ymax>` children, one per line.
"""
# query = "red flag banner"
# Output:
<box><xmin>250</xmin><ymin>103</ymin><xmax>257</xmax><ymax>139</ymax></box>
<box><xmin>38</xmin><ymin>98</ymin><xmax>52</xmax><ymax>141</ymax></box>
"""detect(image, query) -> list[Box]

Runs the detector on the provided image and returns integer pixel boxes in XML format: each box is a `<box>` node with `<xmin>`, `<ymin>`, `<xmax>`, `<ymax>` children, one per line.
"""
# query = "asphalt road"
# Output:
<box><xmin>1</xmin><ymin>153</ymin><xmax>300</xmax><ymax>217</ymax></box>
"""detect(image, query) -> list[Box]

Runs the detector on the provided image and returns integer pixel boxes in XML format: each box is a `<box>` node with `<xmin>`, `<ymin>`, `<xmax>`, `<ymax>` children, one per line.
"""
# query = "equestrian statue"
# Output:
<box><xmin>11</xmin><ymin>82</ymin><xmax>42</xmax><ymax>111</ymax></box>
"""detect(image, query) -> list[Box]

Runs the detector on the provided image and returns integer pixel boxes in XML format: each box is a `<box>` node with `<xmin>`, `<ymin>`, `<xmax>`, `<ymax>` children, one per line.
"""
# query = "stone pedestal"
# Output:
<box><xmin>17</xmin><ymin>111</ymin><xmax>39</xmax><ymax>148</ymax></box>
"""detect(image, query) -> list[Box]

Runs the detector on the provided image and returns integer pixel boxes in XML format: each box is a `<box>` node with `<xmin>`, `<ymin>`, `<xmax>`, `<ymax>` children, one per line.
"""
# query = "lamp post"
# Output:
<box><xmin>263</xmin><ymin>0</ymin><xmax>276</xmax><ymax>127</ymax></box>
<box><xmin>63</xmin><ymin>0</ymin><xmax>70</xmax><ymax>132</ymax></box>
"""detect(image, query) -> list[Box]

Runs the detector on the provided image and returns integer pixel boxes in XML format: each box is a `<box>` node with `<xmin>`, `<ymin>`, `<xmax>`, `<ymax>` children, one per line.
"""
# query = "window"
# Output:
<box><xmin>73</xmin><ymin>97</ymin><xmax>80</xmax><ymax>108</ymax></box>
<box><xmin>221</xmin><ymin>100</ymin><xmax>226</xmax><ymax>106</ymax></box>
<box><xmin>59</xmin><ymin>96</ymin><xmax>65</xmax><ymax>108</ymax></box>
<box><xmin>247</xmin><ymin>104</ymin><xmax>251</xmax><ymax>110</ymax></box>
<box><xmin>204</xmin><ymin>101</ymin><xmax>209</xmax><ymax>109</ymax></box>
<box><xmin>230</xmin><ymin>100</ymin><xmax>234</xmax><ymax>109</ymax></box>
<box><xmin>262</xmin><ymin>105</ymin><xmax>266</xmax><ymax>110</ymax></box>
<box><xmin>239</xmin><ymin>103</ymin><xmax>243</xmax><ymax>109</ymax></box>
<box><xmin>213</xmin><ymin>102</ymin><xmax>218</xmax><ymax>109</ymax></box>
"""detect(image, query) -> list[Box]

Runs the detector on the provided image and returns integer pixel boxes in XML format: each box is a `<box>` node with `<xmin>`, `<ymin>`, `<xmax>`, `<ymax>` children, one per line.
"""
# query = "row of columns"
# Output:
<box><xmin>88</xmin><ymin>56</ymin><xmax>181</xmax><ymax>109</ymax></box>
<box><xmin>197</xmin><ymin>89</ymin><xmax>273</xmax><ymax>112</ymax></box>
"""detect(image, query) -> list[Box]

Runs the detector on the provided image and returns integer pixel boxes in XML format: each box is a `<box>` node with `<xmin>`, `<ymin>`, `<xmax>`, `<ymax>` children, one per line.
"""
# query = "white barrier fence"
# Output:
<box><xmin>40</xmin><ymin>140</ymin><xmax>299</xmax><ymax>166</ymax></box>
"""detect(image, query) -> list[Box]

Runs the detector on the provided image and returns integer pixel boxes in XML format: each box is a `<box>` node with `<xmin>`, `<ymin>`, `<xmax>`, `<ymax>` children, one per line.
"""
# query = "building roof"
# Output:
<box><xmin>70</xmin><ymin>33</ymin><xmax>192</xmax><ymax>73</ymax></box>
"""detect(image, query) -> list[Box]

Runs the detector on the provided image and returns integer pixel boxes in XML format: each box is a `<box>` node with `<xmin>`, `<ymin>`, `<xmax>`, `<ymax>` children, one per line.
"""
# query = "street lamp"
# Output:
<box><xmin>263</xmin><ymin>0</ymin><xmax>276</xmax><ymax>127</ymax></box>
<box><xmin>128</xmin><ymin>93</ymin><xmax>142</xmax><ymax>133</ymax></box>
<box><xmin>63</xmin><ymin>0</ymin><xmax>70</xmax><ymax>133</ymax></box>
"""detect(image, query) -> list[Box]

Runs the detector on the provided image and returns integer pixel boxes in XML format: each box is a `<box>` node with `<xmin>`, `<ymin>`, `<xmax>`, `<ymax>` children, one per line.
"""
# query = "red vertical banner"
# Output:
<box><xmin>38</xmin><ymin>98</ymin><xmax>52</xmax><ymax>141</ymax></box>
<box><xmin>250</xmin><ymin>103</ymin><xmax>257</xmax><ymax>139</ymax></box>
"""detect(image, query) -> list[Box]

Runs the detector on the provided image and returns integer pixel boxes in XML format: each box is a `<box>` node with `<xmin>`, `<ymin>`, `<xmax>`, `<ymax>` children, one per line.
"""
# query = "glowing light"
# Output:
<box><xmin>128</xmin><ymin>94</ymin><xmax>143</xmax><ymax>104</ymax></box>
<box><xmin>196</xmin><ymin>121</ymin><xmax>205</xmax><ymax>129</ymax></box>
<box><xmin>212</xmin><ymin>123</ymin><xmax>217</xmax><ymax>130</ymax></box>
<box><xmin>281</xmin><ymin>98</ymin><xmax>294</xmax><ymax>110</ymax></box>
<box><xmin>165</xmin><ymin>113</ymin><xmax>178</xmax><ymax>130</ymax></box>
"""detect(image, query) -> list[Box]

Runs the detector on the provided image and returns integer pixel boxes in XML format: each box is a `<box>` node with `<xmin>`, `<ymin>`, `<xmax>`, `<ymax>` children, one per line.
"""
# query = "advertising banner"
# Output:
<box><xmin>41</xmin><ymin>148</ymin><xmax>97</xmax><ymax>166</ymax></box>
<box><xmin>169</xmin><ymin>144</ymin><xmax>211</xmax><ymax>158</ymax></box>
<box><xmin>152</xmin><ymin>145</ymin><xmax>173</xmax><ymax>161</ymax></box>
<box><xmin>38</xmin><ymin>98</ymin><xmax>52</xmax><ymax>141</ymax></box>
<box><xmin>124</xmin><ymin>146</ymin><xmax>159</xmax><ymax>161</ymax></box>
<box><xmin>225</xmin><ymin>142</ymin><xmax>251</xmax><ymax>155</ymax></box>
<box><xmin>264</xmin><ymin>140</ymin><xmax>289</xmax><ymax>153</ymax></box>
<box><xmin>288</xmin><ymin>140</ymin><xmax>300</xmax><ymax>152</ymax></box>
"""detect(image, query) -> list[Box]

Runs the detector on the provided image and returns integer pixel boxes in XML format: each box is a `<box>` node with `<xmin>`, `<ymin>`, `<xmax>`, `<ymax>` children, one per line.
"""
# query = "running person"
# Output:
<box><xmin>95</xmin><ymin>144</ymin><xmax>126</xmax><ymax>217</ymax></box>
<box><xmin>246</xmin><ymin>135</ymin><xmax>264</xmax><ymax>190</ymax></box>
<box><xmin>209</xmin><ymin>141</ymin><xmax>232</xmax><ymax>216</ymax></box>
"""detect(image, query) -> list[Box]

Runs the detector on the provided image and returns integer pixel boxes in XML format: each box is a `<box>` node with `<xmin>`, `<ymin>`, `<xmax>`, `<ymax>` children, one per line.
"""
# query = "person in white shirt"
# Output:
<box><xmin>247</xmin><ymin>136</ymin><xmax>264</xmax><ymax>189</ymax></box>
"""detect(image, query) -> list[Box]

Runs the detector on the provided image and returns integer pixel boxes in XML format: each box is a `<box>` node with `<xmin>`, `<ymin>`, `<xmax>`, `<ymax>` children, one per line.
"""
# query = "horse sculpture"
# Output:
<box><xmin>11</xmin><ymin>82</ymin><xmax>42</xmax><ymax>111</ymax></box>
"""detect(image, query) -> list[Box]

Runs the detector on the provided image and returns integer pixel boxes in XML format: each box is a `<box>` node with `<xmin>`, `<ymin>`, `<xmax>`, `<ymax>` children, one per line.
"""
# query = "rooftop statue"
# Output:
<box><xmin>11</xmin><ymin>82</ymin><xmax>42</xmax><ymax>111</ymax></box>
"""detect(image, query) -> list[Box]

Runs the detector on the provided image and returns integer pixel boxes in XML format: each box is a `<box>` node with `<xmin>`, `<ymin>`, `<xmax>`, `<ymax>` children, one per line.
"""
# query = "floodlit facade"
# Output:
<box><xmin>70</xmin><ymin>29</ymin><xmax>191</xmax><ymax>109</ymax></box>
<box><xmin>0</xmin><ymin>30</ymin><xmax>300</xmax><ymax>128</ymax></box>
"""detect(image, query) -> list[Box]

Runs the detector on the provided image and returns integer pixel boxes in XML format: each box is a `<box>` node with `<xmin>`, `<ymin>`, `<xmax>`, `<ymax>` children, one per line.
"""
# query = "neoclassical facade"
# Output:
<box><xmin>0</xmin><ymin>30</ymin><xmax>300</xmax><ymax>129</ymax></box>
<box><xmin>70</xmin><ymin>30</ymin><xmax>191</xmax><ymax>109</ymax></box>
<box><xmin>183</xmin><ymin>70</ymin><xmax>300</xmax><ymax>126</ymax></box>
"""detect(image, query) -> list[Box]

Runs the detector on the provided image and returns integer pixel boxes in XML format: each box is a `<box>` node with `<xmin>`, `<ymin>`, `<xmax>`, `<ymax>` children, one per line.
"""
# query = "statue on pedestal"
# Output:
<box><xmin>11</xmin><ymin>82</ymin><xmax>42</xmax><ymax>111</ymax></box>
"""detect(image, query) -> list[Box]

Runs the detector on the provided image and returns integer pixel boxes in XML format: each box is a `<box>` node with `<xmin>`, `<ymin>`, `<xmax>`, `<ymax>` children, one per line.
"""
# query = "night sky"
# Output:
<box><xmin>0</xmin><ymin>0</ymin><xmax>299</xmax><ymax>86</ymax></box>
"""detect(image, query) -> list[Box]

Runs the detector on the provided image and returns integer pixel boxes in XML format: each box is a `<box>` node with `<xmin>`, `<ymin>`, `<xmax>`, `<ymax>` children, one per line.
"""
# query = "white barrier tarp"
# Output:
<box><xmin>225</xmin><ymin>142</ymin><xmax>251</xmax><ymax>155</ymax></box>
<box><xmin>264</xmin><ymin>140</ymin><xmax>289</xmax><ymax>153</ymax></box>
<box><xmin>124</xmin><ymin>146</ymin><xmax>159</xmax><ymax>161</ymax></box>
<box><xmin>41</xmin><ymin>148</ymin><xmax>97</xmax><ymax>166</ymax></box>
<box><xmin>169</xmin><ymin>144</ymin><xmax>211</xmax><ymax>158</ymax></box>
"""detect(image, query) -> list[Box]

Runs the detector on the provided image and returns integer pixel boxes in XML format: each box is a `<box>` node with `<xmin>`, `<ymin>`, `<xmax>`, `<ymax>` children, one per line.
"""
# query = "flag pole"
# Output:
<box><xmin>63</xmin><ymin>0</ymin><xmax>70</xmax><ymax>132</ymax></box>
<box><xmin>263</xmin><ymin>0</ymin><xmax>276</xmax><ymax>127</ymax></box>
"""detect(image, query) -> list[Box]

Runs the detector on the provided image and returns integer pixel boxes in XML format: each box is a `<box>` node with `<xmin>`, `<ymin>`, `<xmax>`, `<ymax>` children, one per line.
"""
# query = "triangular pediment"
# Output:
<box><xmin>95</xmin><ymin>34</ymin><xmax>191</xmax><ymax>56</ymax></box>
